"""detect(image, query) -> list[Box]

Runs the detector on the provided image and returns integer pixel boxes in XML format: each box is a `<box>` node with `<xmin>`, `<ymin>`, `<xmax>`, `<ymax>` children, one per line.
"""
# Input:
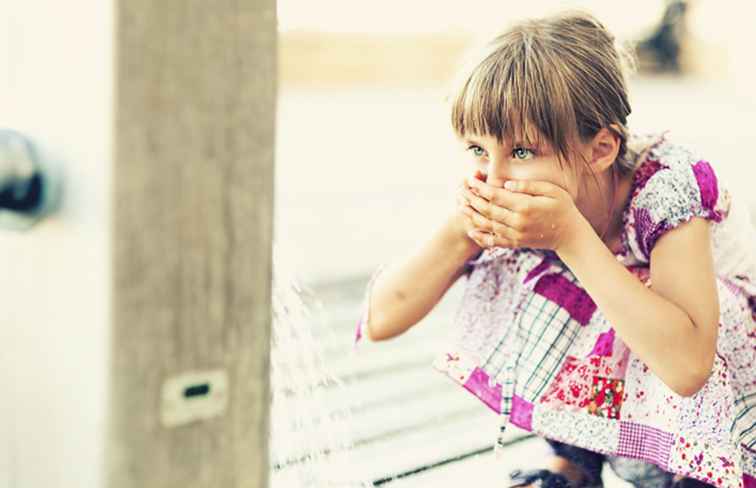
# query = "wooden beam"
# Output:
<box><xmin>109</xmin><ymin>1</ymin><xmax>276</xmax><ymax>486</ymax></box>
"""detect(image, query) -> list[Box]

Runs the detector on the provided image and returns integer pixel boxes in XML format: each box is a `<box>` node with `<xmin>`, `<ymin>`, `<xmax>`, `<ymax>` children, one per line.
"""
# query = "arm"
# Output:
<box><xmin>364</xmin><ymin>212</ymin><xmax>482</xmax><ymax>342</ymax></box>
<box><xmin>558</xmin><ymin>214</ymin><xmax>719</xmax><ymax>397</ymax></box>
<box><xmin>462</xmin><ymin>175</ymin><xmax>720</xmax><ymax>398</ymax></box>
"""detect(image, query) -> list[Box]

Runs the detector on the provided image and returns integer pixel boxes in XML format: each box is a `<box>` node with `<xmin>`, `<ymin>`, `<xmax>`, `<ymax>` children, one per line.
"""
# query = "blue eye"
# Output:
<box><xmin>512</xmin><ymin>147</ymin><xmax>535</xmax><ymax>160</ymax></box>
<box><xmin>467</xmin><ymin>145</ymin><xmax>486</xmax><ymax>158</ymax></box>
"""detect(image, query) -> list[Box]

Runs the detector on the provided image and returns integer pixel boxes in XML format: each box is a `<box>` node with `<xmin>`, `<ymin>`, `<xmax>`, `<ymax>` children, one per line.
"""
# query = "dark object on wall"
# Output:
<box><xmin>0</xmin><ymin>129</ymin><xmax>62</xmax><ymax>230</ymax></box>
<box><xmin>637</xmin><ymin>0</ymin><xmax>689</xmax><ymax>72</ymax></box>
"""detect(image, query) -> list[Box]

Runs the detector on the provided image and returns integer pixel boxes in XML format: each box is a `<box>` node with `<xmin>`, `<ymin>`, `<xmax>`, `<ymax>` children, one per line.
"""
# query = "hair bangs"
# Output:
<box><xmin>451</xmin><ymin>52</ymin><xmax>515</xmax><ymax>143</ymax></box>
<box><xmin>449</xmin><ymin>44</ymin><xmax>567</xmax><ymax>162</ymax></box>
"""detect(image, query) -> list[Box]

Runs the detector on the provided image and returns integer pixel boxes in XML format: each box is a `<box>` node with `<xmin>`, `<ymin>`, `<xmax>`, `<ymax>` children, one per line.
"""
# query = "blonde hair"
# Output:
<box><xmin>449</xmin><ymin>11</ymin><xmax>637</xmax><ymax>175</ymax></box>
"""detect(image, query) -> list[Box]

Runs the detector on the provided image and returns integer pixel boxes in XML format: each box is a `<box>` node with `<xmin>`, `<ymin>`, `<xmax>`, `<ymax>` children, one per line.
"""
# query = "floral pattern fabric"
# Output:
<box><xmin>354</xmin><ymin>133</ymin><xmax>756</xmax><ymax>487</ymax></box>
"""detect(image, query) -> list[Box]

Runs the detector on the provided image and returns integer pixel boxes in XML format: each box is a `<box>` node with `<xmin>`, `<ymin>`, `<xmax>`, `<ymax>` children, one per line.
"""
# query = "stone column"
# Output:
<box><xmin>109</xmin><ymin>1</ymin><xmax>276</xmax><ymax>486</ymax></box>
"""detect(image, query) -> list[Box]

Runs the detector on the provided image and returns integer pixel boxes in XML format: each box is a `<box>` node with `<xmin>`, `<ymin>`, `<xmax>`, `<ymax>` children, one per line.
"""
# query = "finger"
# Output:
<box><xmin>467</xmin><ymin>176</ymin><xmax>532</xmax><ymax>211</ymax></box>
<box><xmin>457</xmin><ymin>181</ymin><xmax>468</xmax><ymax>199</ymax></box>
<box><xmin>465</xmin><ymin>207</ymin><xmax>522</xmax><ymax>244</ymax></box>
<box><xmin>468</xmin><ymin>230</ymin><xmax>497</xmax><ymax>249</ymax></box>
<box><xmin>457</xmin><ymin>185</ymin><xmax>475</xmax><ymax>209</ymax></box>
<box><xmin>459</xmin><ymin>201</ymin><xmax>476</xmax><ymax>220</ymax></box>
<box><xmin>465</xmin><ymin>204</ymin><xmax>495</xmax><ymax>232</ymax></box>
<box><xmin>456</xmin><ymin>192</ymin><xmax>468</xmax><ymax>208</ymax></box>
<box><xmin>460</xmin><ymin>184</ymin><xmax>478</xmax><ymax>203</ymax></box>
<box><xmin>461</xmin><ymin>212</ymin><xmax>476</xmax><ymax>229</ymax></box>
<box><xmin>468</xmin><ymin>229</ymin><xmax>515</xmax><ymax>249</ymax></box>
<box><xmin>469</xmin><ymin>208</ymin><xmax>522</xmax><ymax>241</ymax></box>
<box><xmin>464</xmin><ymin>189</ymin><xmax>492</xmax><ymax>218</ymax></box>
<box><xmin>466</xmin><ymin>228</ymin><xmax>489</xmax><ymax>248</ymax></box>
<box><xmin>465</xmin><ymin>188</ymin><xmax>522</xmax><ymax>229</ymax></box>
<box><xmin>504</xmin><ymin>179</ymin><xmax>559</xmax><ymax>197</ymax></box>
<box><xmin>490</xmin><ymin>220</ymin><xmax>521</xmax><ymax>242</ymax></box>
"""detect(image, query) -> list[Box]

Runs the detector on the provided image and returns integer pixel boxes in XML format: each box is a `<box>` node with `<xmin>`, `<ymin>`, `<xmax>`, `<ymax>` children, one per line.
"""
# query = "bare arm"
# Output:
<box><xmin>462</xmin><ymin>175</ymin><xmax>720</xmax><ymax>397</ymax></box>
<box><xmin>558</xmin><ymin>215</ymin><xmax>719</xmax><ymax>397</ymax></box>
<box><xmin>365</xmin><ymin>212</ymin><xmax>482</xmax><ymax>341</ymax></box>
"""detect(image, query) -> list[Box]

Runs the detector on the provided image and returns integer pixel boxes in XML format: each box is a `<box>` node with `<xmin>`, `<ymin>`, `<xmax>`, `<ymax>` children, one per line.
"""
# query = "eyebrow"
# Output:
<box><xmin>463</xmin><ymin>137</ymin><xmax>531</xmax><ymax>149</ymax></box>
<box><xmin>463</xmin><ymin>136</ymin><xmax>483</xmax><ymax>145</ymax></box>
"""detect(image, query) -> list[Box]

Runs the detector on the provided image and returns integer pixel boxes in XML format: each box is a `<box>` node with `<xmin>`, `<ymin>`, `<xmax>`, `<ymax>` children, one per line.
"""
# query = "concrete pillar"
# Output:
<box><xmin>2</xmin><ymin>1</ymin><xmax>275</xmax><ymax>486</ymax></box>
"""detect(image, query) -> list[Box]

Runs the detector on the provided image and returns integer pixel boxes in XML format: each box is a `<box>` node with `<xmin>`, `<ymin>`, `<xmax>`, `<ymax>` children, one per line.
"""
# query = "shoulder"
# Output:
<box><xmin>625</xmin><ymin>132</ymin><xmax>731</xmax><ymax>261</ymax></box>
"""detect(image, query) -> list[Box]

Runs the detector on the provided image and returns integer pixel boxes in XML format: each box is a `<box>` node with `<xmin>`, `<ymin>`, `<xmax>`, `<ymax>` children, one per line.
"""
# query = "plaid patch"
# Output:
<box><xmin>735</xmin><ymin>397</ymin><xmax>756</xmax><ymax>450</ymax></box>
<box><xmin>618</xmin><ymin>422</ymin><xmax>674</xmax><ymax>468</ymax></box>
<box><xmin>504</xmin><ymin>288</ymin><xmax>583</xmax><ymax>403</ymax></box>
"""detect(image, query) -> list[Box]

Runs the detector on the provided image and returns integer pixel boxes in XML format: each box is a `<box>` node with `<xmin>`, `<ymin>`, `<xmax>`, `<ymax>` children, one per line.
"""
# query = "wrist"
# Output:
<box><xmin>556</xmin><ymin>209</ymin><xmax>592</xmax><ymax>260</ymax></box>
<box><xmin>446</xmin><ymin>212</ymin><xmax>483</xmax><ymax>259</ymax></box>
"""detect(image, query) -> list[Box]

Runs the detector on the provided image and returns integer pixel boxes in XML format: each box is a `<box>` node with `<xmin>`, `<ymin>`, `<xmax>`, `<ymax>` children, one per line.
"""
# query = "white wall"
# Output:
<box><xmin>0</xmin><ymin>1</ymin><xmax>113</xmax><ymax>486</ymax></box>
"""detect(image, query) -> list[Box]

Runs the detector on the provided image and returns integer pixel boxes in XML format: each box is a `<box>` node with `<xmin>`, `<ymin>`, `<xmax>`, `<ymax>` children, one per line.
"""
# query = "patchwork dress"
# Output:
<box><xmin>353</xmin><ymin>133</ymin><xmax>756</xmax><ymax>488</ymax></box>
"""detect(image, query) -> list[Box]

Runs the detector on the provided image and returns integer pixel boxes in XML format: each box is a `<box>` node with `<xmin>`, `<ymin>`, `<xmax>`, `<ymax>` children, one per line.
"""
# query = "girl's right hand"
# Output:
<box><xmin>454</xmin><ymin>169</ymin><xmax>487</xmax><ymax>248</ymax></box>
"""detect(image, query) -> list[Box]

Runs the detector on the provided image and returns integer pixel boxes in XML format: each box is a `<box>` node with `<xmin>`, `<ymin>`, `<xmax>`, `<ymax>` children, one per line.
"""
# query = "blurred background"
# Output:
<box><xmin>270</xmin><ymin>1</ymin><xmax>756</xmax><ymax>486</ymax></box>
<box><xmin>275</xmin><ymin>0</ymin><xmax>756</xmax><ymax>285</ymax></box>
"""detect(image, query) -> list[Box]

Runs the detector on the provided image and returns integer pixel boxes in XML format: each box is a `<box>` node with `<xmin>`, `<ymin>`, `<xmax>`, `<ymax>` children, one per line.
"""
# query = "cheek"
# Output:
<box><xmin>562</xmin><ymin>167</ymin><xmax>583</xmax><ymax>199</ymax></box>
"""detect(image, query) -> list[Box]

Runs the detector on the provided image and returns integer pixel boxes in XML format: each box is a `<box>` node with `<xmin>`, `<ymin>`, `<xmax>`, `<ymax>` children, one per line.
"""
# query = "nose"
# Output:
<box><xmin>485</xmin><ymin>159</ymin><xmax>509</xmax><ymax>188</ymax></box>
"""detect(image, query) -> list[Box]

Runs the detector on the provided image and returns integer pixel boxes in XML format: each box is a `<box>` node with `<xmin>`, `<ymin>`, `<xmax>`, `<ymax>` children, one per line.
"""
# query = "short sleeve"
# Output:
<box><xmin>629</xmin><ymin>151</ymin><xmax>729</xmax><ymax>261</ymax></box>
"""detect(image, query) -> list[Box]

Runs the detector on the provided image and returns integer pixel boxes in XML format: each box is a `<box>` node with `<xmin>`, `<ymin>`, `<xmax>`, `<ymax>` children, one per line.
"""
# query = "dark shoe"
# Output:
<box><xmin>508</xmin><ymin>468</ymin><xmax>573</xmax><ymax>487</ymax></box>
<box><xmin>544</xmin><ymin>439</ymin><xmax>604</xmax><ymax>487</ymax></box>
<box><xmin>672</xmin><ymin>477</ymin><xmax>713</xmax><ymax>487</ymax></box>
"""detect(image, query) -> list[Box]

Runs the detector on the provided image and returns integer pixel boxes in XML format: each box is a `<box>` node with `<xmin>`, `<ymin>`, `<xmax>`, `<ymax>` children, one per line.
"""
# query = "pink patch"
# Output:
<box><xmin>534</xmin><ymin>273</ymin><xmax>597</xmax><ymax>325</ymax></box>
<box><xmin>524</xmin><ymin>256</ymin><xmax>552</xmax><ymax>284</ymax></box>
<box><xmin>744</xmin><ymin>473</ymin><xmax>756</xmax><ymax>488</ymax></box>
<box><xmin>510</xmin><ymin>394</ymin><xmax>534</xmax><ymax>431</ymax></box>
<box><xmin>633</xmin><ymin>206</ymin><xmax>656</xmax><ymax>259</ymax></box>
<box><xmin>692</xmin><ymin>160</ymin><xmax>720</xmax><ymax>218</ymax></box>
<box><xmin>589</xmin><ymin>329</ymin><xmax>615</xmax><ymax>357</ymax></box>
<box><xmin>614</xmin><ymin>348</ymin><xmax>631</xmax><ymax>377</ymax></box>
<box><xmin>633</xmin><ymin>159</ymin><xmax>663</xmax><ymax>192</ymax></box>
<box><xmin>463</xmin><ymin>367</ymin><xmax>502</xmax><ymax>413</ymax></box>
<box><xmin>538</xmin><ymin>356</ymin><xmax>595</xmax><ymax>410</ymax></box>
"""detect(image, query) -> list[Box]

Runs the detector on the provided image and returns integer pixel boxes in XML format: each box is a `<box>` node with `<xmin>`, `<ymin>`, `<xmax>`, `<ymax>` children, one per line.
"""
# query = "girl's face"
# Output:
<box><xmin>461</xmin><ymin>132</ymin><xmax>585</xmax><ymax>200</ymax></box>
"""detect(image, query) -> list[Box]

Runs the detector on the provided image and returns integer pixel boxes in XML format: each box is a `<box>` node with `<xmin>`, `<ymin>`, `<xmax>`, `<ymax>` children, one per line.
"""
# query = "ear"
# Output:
<box><xmin>588</xmin><ymin>126</ymin><xmax>621</xmax><ymax>173</ymax></box>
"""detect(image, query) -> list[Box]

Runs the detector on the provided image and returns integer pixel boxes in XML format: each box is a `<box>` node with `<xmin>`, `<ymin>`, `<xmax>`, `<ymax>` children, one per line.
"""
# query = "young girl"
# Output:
<box><xmin>353</xmin><ymin>11</ymin><xmax>756</xmax><ymax>488</ymax></box>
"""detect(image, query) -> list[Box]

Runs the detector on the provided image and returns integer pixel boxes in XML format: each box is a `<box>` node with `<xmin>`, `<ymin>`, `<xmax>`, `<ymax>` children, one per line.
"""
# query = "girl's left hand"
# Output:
<box><xmin>460</xmin><ymin>178</ymin><xmax>583</xmax><ymax>251</ymax></box>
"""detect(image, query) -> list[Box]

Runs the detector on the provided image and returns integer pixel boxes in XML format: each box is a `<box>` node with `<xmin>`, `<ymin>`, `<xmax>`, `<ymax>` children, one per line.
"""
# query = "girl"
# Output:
<box><xmin>353</xmin><ymin>11</ymin><xmax>756</xmax><ymax>488</ymax></box>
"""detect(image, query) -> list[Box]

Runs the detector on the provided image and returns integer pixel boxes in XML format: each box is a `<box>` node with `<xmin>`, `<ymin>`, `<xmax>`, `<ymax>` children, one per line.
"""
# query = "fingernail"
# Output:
<box><xmin>504</xmin><ymin>181</ymin><xmax>515</xmax><ymax>190</ymax></box>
